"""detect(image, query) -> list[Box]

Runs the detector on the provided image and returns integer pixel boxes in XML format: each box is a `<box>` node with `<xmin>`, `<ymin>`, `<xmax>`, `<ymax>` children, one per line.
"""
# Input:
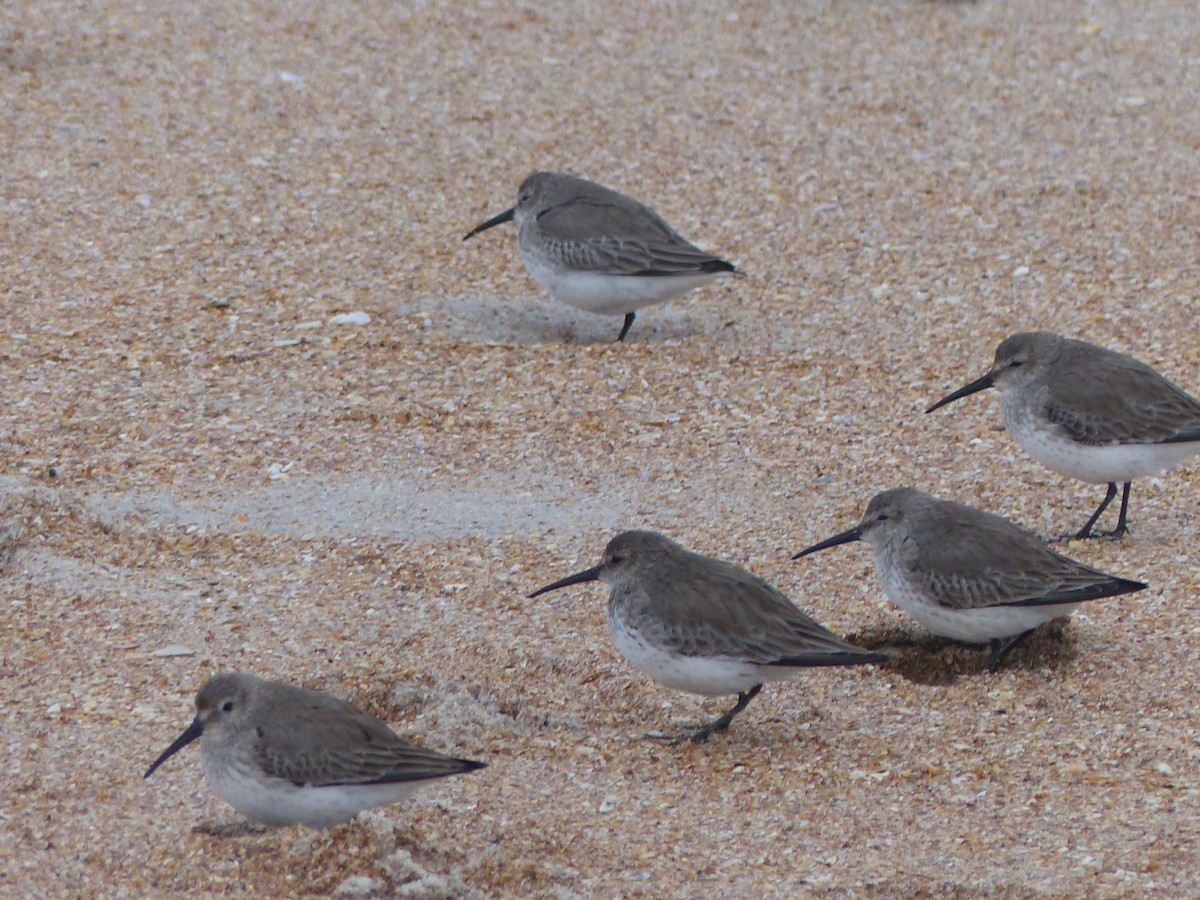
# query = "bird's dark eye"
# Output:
<box><xmin>221</xmin><ymin>701</ymin><xmax>234</xmax><ymax>712</ymax></box>
<box><xmin>611</xmin><ymin>553</ymin><xmax>626</xmax><ymax>564</ymax></box>
<box><xmin>1010</xmin><ymin>359</ymin><xmax>1024</xmax><ymax>368</ymax></box>
<box><xmin>877</xmin><ymin>513</ymin><xmax>889</xmax><ymax>521</ymax></box>
<box><xmin>519</xmin><ymin>192</ymin><xmax>531</xmax><ymax>204</ymax></box>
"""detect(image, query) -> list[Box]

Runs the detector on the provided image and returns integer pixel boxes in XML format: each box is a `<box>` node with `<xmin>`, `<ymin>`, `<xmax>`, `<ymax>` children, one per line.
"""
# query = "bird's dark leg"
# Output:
<box><xmin>1108</xmin><ymin>481</ymin><xmax>1133</xmax><ymax>538</ymax></box>
<box><xmin>667</xmin><ymin>684</ymin><xmax>763</xmax><ymax>745</ymax></box>
<box><xmin>617</xmin><ymin>312</ymin><xmax>636</xmax><ymax>342</ymax></box>
<box><xmin>1074</xmin><ymin>482</ymin><xmax>1119</xmax><ymax>539</ymax></box>
<box><xmin>988</xmin><ymin>629</ymin><xmax>1037</xmax><ymax>668</ymax></box>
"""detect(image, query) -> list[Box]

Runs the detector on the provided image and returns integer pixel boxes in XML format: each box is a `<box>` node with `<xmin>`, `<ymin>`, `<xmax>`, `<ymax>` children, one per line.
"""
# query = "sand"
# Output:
<box><xmin>2</xmin><ymin>0</ymin><xmax>1200</xmax><ymax>896</ymax></box>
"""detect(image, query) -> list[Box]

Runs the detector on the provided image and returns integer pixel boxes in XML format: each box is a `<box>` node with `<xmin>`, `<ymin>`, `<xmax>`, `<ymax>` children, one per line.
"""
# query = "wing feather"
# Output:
<box><xmin>907</xmin><ymin>503</ymin><xmax>1146</xmax><ymax>611</ymax></box>
<box><xmin>622</xmin><ymin>556</ymin><xmax>884</xmax><ymax>666</ymax></box>
<box><xmin>536</xmin><ymin>194</ymin><xmax>733</xmax><ymax>276</ymax></box>
<box><xmin>1044</xmin><ymin>343</ymin><xmax>1200</xmax><ymax>445</ymax></box>
<box><xmin>255</xmin><ymin>690</ymin><xmax>481</xmax><ymax>787</ymax></box>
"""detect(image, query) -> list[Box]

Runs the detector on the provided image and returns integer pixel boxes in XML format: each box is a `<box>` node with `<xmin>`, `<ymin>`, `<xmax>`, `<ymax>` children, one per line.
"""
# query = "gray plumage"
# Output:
<box><xmin>600</xmin><ymin>531</ymin><xmax>885</xmax><ymax>666</ymax></box>
<box><xmin>513</xmin><ymin>172</ymin><xmax>735</xmax><ymax>277</ymax></box>
<box><xmin>531</xmin><ymin>530</ymin><xmax>884</xmax><ymax>742</ymax></box>
<box><xmin>196</xmin><ymin>674</ymin><xmax>482</xmax><ymax>787</ymax></box>
<box><xmin>464</xmin><ymin>172</ymin><xmax>735</xmax><ymax>341</ymax></box>
<box><xmin>794</xmin><ymin>487</ymin><xmax>1146</xmax><ymax>660</ymax></box>
<box><xmin>1001</xmin><ymin>332</ymin><xmax>1200</xmax><ymax>446</ymax></box>
<box><xmin>926</xmin><ymin>331</ymin><xmax>1200</xmax><ymax>537</ymax></box>
<box><xmin>856</xmin><ymin>488</ymin><xmax>1146</xmax><ymax>611</ymax></box>
<box><xmin>144</xmin><ymin>673</ymin><xmax>485</xmax><ymax>827</ymax></box>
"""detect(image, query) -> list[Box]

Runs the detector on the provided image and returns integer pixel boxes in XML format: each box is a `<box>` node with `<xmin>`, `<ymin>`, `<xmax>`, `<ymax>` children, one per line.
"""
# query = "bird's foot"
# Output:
<box><xmin>194</xmin><ymin>819</ymin><xmax>269</xmax><ymax>838</ymax></box>
<box><xmin>667</xmin><ymin>720</ymin><xmax>728</xmax><ymax>745</ymax></box>
<box><xmin>987</xmin><ymin>629</ymin><xmax>1037</xmax><ymax>670</ymax></box>
<box><xmin>645</xmin><ymin>716</ymin><xmax>733</xmax><ymax>745</ymax></box>
<box><xmin>1065</xmin><ymin>525</ymin><xmax>1128</xmax><ymax>542</ymax></box>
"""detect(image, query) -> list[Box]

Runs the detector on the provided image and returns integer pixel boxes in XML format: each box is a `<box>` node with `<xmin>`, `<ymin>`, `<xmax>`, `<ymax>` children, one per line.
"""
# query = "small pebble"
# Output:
<box><xmin>329</xmin><ymin>311</ymin><xmax>371</xmax><ymax>326</ymax></box>
<box><xmin>151</xmin><ymin>645</ymin><xmax>195</xmax><ymax>657</ymax></box>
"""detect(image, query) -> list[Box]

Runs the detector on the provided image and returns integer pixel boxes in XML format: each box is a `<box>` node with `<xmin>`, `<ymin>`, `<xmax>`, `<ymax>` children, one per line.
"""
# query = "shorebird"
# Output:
<box><xmin>793</xmin><ymin>486</ymin><xmax>1147</xmax><ymax>664</ymax></box>
<box><xmin>530</xmin><ymin>530</ymin><xmax>886</xmax><ymax>743</ymax></box>
<box><xmin>144</xmin><ymin>673</ymin><xmax>485</xmax><ymax>828</ymax></box>
<box><xmin>464</xmin><ymin>171</ymin><xmax>736</xmax><ymax>341</ymax></box>
<box><xmin>926</xmin><ymin>331</ymin><xmax>1200</xmax><ymax>538</ymax></box>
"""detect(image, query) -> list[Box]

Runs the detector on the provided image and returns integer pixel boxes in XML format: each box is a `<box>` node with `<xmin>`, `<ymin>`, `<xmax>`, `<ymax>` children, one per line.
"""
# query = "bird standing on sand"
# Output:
<box><xmin>464</xmin><ymin>171</ymin><xmax>736</xmax><ymax>342</ymax></box>
<box><xmin>793</xmin><ymin>486</ymin><xmax>1147</xmax><ymax>664</ymax></box>
<box><xmin>530</xmin><ymin>530</ymin><xmax>886</xmax><ymax>743</ymax></box>
<box><xmin>144</xmin><ymin>673</ymin><xmax>486</xmax><ymax>828</ymax></box>
<box><xmin>926</xmin><ymin>331</ymin><xmax>1200</xmax><ymax>539</ymax></box>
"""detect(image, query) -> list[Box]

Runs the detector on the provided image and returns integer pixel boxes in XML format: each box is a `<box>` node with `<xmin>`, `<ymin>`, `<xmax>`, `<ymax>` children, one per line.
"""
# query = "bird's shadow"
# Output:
<box><xmin>845</xmin><ymin>619</ymin><xmax>1077</xmax><ymax>686</ymax></box>
<box><xmin>438</xmin><ymin>296</ymin><xmax>716</xmax><ymax>345</ymax></box>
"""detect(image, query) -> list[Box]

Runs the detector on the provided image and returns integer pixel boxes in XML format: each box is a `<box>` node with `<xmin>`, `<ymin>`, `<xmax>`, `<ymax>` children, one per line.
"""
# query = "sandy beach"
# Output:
<box><xmin>3</xmin><ymin>1</ymin><xmax>1200</xmax><ymax>895</ymax></box>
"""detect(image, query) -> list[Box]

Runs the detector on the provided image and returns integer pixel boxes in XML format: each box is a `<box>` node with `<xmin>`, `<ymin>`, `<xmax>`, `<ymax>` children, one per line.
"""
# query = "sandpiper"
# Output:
<box><xmin>529</xmin><ymin>530</ymin><xmax>886</xmax><ymax>743</ymax></box>
<box><xmin>463</xmin><ymin>171</ymin><xmax>736</xmax><ymax>342</ymax></box>
<box><xmin>926</xmin><ymin>331</ymin><xmax>1200</xmax><ymax>538</ymax></box>
<box><xmin>144</xmin><ymin>673</ymin><xmax>486</xmax><ymax>828</ymax></box>
<box><xmin>793</xmin><ymin>487</ymin><xmax>1147</xmax><ymax>663</ymax></box>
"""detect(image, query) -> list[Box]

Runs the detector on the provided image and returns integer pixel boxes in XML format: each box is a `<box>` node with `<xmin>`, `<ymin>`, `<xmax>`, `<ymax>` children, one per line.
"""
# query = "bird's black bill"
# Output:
<box><xmin>925</xmin><ymin>372</ymin><xmax>995</xmax><ymax>414</ymax></box>
<box><xmin>528</xmin><ymin>564</ymin><xmax>602</xmax><ymax>598</ymax></box>
<box><xmin>143</xmin><ymin>717</ymin><xmax>203</xmax><ymax>779</ymax></box>
<box><xmin>462</xmin><ymin>207</ymin><xmax>515</xmax><ymax>241</ymax></box>
<box><xmin>792</xmin><ymin>526</ymin><xmax>863</xmax><ymax>559</ymax></box>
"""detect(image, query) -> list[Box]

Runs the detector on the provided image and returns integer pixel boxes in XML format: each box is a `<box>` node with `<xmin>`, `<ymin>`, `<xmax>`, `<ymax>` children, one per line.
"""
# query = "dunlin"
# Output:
<box><xmin>793</xmin><ymin>487</ymin><xmax>1147</xmax><ymax>663</ymax></box>
<box><xmin>926</xmin><ymin>331</ymin><xmax>1200</xmax><ymax>538</ymax></box>
<box><xmin>463</xmin><ymin>171</ymin><xmax>736</xmax><ymax>342</ymax></box>
<box><xmin>529</xmin><ymin>530</ymin><xmax>886</xmax><ymax>743</ymax></box>
<box><xmin>144</xmin><ymin>673</ymin><xmax>486</xmax><ymax>828</ymax></box>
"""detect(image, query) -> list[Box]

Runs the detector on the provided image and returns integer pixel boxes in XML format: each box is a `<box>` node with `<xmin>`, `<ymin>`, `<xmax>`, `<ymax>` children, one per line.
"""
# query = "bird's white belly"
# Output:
<box><xmin>203</xmin><ymin>754</ymin><xmax>420</xmax><ymax>828</ymax></box>
<box><xmin>608</xmin><ymin>613</ymin><xmax>776</xmax><ymax>696</ymax></box>
<box><xmin>877</xmin><ymin>562</ymin><xmax>1079</xmax><ymax>643</ymax></box>
<box><xmin>520</xmin><ymin>253</ymin><xmax>727</xmax><ymax>316</ymax></box>
<box><xmin>1004</xmin><ymin>408</ymin><xmax>1200</xmax><ymax>483</ymax></box>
